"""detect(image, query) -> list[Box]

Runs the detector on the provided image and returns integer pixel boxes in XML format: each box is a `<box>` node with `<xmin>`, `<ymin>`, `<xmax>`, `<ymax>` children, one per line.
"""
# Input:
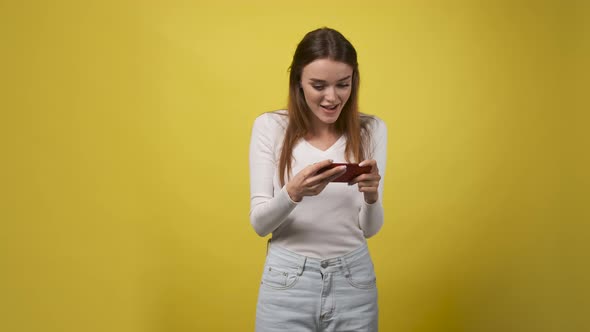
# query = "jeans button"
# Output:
<box><xmin>321</xmin><ymin>261</ymin><xmax>328</xmax><ymax>268</ymax></box>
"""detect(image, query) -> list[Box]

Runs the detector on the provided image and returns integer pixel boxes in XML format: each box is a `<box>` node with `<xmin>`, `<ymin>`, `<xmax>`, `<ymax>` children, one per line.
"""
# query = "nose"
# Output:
<box><xmin>324</xmin><ymin>86</ymin><xmax>337</xmax><ymax>102</ymax></box>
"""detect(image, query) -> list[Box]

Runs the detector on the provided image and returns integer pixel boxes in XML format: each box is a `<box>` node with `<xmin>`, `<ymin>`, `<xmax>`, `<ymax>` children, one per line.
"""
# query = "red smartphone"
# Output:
<box><xmin>317</xmin><ymin>163</ymin><xmax>372</xmax><ymax>182</ymax></box>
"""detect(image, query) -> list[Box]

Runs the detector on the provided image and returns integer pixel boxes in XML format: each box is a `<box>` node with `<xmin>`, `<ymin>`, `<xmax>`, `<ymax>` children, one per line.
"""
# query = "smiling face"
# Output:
<box><xmin>300</xmin><ymin>58</ymin><xmax>354</xmax><ymax>131</ymax></box>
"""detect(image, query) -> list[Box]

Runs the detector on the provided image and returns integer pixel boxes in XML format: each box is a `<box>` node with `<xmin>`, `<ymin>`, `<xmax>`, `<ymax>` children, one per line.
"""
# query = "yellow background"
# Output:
<box><xmin>1</xmin><ymin>1</ymin><xmax>588</xmax><ymax>331</ymax></box>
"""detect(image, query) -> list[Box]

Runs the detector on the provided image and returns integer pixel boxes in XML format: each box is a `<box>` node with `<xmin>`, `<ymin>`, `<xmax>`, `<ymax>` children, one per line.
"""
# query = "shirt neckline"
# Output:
<box><xmin>302</xmin><ymin>135</ymin><xmax>345</xmax><ymax>154</ymax></box>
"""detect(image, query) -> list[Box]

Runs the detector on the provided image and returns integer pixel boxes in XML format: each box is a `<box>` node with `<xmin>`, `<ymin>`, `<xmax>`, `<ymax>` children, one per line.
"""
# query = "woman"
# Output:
<box><xmin>249</xmin><ymin>27</ymin><xmax>387</xmax><ymax>332</ymax></box>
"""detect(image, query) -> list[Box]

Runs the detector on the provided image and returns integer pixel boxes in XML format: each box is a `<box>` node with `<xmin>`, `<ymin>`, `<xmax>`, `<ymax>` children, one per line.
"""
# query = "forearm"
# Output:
<box><xmin>358</xmin><ymin>198</ymin><xmax>384</xmax><ymax>238</ymax></box>
<box><xmin>359</xmin><ymin>117</ymin><xmax>387</xmax><ymax>238</ymax></box>
<box><xmin>250</xmin><ymin>186</ymin><xmax>298</xmax><ymax>236</ymax></box>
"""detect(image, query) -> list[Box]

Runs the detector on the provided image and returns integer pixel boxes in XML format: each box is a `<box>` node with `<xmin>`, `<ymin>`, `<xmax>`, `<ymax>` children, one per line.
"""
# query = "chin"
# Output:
<box><xmin>310</xmin><ymin>106</ymin><xmax>343</xmax><ymax>126</ymax></box>
<box><xmin>318</xmin><ymin>116</ymin><xmax>339</xmax><ymax>125</ymax></box>
<box><xmin>317</xmin><ymin>111</ymin><xmax>341</xmax><ymax>123</ymax></box>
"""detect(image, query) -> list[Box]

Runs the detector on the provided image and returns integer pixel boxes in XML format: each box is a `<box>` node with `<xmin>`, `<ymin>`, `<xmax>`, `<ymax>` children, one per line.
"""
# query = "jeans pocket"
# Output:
<box><xmin>261</xmin><ymin>264</ymin><xmax>299</xmax><ymax>290</ymax></box>
<box><xmin>346</xmin><ymin>260</ymin><xmax>377</xmax><ymax>289</ymax></box>
<box><xmin>262</xmin><ymin>257</ymin><xmax>299</xmax><ymax>289</ymax></box>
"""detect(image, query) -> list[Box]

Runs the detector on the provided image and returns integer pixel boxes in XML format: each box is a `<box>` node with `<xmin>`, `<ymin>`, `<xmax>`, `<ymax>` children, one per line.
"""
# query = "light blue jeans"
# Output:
<box><xmin>255</xmin><ymin>243</ymin><xmax>378</xmax><ymax>331</ymax></box>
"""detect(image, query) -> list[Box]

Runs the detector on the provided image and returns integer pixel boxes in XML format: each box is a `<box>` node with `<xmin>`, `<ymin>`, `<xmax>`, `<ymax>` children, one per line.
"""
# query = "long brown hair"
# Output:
<box><xmin>279</xmin><ymin>27</ymin><xmax>370</xmax><ymax>186</ymax></box>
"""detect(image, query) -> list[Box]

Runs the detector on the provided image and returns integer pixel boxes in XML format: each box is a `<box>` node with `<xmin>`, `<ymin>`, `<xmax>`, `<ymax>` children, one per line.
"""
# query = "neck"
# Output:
<box><xmin>308</xmin><ymin>118</ymin><xmax>338</xmax><ymax>139</ymax></box>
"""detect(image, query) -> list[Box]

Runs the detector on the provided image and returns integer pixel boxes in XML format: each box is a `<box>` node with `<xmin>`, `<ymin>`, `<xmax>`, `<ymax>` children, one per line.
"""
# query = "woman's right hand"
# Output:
<box><xmin>285</xmin><ymin>159</ymin><xmax>347</xmax><ymax>202</ymax></box>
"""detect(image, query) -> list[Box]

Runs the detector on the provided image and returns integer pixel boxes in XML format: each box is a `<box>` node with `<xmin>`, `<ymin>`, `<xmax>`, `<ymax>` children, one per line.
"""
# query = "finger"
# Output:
<box><xmin>359</xmin><ymin>159</ymin><xmax>379</xmax><ymax>173</ymax></box>
<box><xmin>348</xmin><ymin>174</ymin><xmax>362</xmax><ymax>185</ymax></box>
<box><xmin>359</xmin><ymin>186</ymin><xmax>379</xmax><ymax>193</ymax></box>
<box><xmin>308</xmin><ymin>165</ymin><xmax>346</xmax><ymax>185</ymax></box>
<box><xmin>306</xmin><ymin>181</ymin><xmax>329</xmax><ymax>196</ymax></box>
<box><xmin>308</xmin><ymin>159</ymin><xmax>334</xmax><ymax>174</ymax></box>
<box><xmin>358</xmin><ymin>180</ymin><xmax>379</xmax><ymax>189</ymax></box>
<box><xmin>328</xmin><ymin>168</ymin><xmax>347</xmax><ymax>181</ymax></box>
<box><xmin>356</xmin><ymin>183</ymin><xmax>379</xmax><ymax>193</ymax></box>
<box><xmin>356</xmin><ymin>173</ymin><xmax>381</xmax><ymax>182</ymax></box>
<box><xmin>359</xmin><ymin>187</ymin><xmax>378</xmax><ymax>193</ymax></box>
<box><xmin>349</xmin><ymin>173</ymin><xmax>380</xmax><ymax>185</ymax></box>
<box><xmin>358</xmin><ymin>159</ymin><xmax>376</xmax><ymax>167</ymax></box>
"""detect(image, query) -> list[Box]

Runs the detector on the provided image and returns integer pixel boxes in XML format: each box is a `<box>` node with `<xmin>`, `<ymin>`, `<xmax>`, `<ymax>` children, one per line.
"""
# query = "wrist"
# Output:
<box><xmin>364</xmin><ymin>193</ymin><xmax>378</xmax><ymax>204</ymax></box>
<box><xmin>286</xmin><ymin>183</ymin><xmax>302</xmax><ymax>202</ymax></box>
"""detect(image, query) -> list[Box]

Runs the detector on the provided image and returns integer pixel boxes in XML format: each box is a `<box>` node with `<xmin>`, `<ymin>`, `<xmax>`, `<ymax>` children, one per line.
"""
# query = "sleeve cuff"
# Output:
<box><xmin>363</xmin><ymin>197</ymin><xmax>381</xmax><ymax>206</ymax></box>
<box><xmin>280</xmin><ymin>186</ymin><xmax>300</xmax><ymax>206</ymax></box>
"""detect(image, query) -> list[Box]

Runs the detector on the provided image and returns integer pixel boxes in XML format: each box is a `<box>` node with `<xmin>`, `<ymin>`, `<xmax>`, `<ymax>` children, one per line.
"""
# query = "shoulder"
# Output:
<box><xmin>360</xmin><ymin>113</ymin><xmax>387</xmax><ymax>136</ymax></box>
<box><xmin>253</xmin><ymin>109</ymin><xmax>289</xmax><ymax>131</ymax></box>
<box><xmin>251</xmin><ymin>110</ymin><xmax>288</xmax><ymax>145</ymax></box>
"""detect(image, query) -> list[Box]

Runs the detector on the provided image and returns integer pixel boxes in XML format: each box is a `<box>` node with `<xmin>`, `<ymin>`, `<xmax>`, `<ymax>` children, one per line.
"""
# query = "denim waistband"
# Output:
<box><xmin>266</xmin><ymin>242</ymin><xmax>372</xmax><ymax>276</ymax></box>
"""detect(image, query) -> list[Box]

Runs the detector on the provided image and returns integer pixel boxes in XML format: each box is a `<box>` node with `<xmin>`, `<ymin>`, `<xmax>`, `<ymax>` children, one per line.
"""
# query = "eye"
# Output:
<box><xmin>312</xmin><ymin>85</ymin><xmax>325</xmax><ymax>91</ymax></box>
<box><xmin>337</xmin><ymin>83</ymin><xmax>350</xmax><ymax>88</ymax></box>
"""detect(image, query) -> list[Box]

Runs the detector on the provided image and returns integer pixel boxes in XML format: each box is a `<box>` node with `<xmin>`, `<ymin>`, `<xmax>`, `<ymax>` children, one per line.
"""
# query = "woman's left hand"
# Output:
<box><xmin>349</xmin><ymin>159</ymin><xmax>381</xmax><ymax>204</ymax></box>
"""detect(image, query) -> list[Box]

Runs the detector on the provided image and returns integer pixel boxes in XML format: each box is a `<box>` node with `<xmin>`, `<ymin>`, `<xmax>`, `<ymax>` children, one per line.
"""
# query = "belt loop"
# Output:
<box><xmin>297</xmin><ymin>256</ymin><xmax>306</xmax><ymax>276</ymax></box>
<box><xmin>340</xmin><ymin>257</ymin><xmax>351</xmax><ymax>278</ymax></box>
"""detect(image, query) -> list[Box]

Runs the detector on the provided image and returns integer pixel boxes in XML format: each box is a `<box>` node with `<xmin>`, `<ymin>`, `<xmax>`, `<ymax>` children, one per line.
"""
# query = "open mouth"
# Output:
<box><xmin>321</xmin><ymin>104</ymin><xmax>339</xmax><ymax>111</ymax></box>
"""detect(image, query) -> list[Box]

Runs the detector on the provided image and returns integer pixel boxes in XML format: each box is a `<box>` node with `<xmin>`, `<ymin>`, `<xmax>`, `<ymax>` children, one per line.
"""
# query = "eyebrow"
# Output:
<box><xmin>309</xmin><ymin>75</ymin><xmax>352</xmax><ymax>83</ymax></box>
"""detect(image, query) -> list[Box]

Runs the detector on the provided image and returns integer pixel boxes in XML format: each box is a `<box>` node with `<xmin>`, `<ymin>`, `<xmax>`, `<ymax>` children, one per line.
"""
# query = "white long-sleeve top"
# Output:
<box><xmin>249</xmin><ymin>110</ymin><xmax>387</xmax><ymax>259</ymax></box>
